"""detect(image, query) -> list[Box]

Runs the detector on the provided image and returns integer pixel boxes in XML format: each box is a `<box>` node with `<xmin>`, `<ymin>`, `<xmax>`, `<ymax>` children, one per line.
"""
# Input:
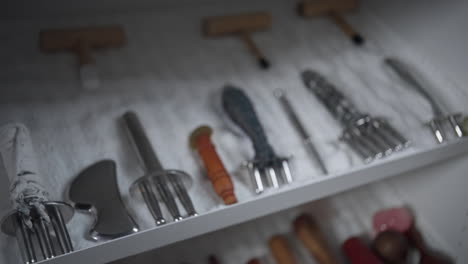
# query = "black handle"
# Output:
<box><xmin>222</xmin><ymin>86</ymin><xmax>276</xmax><ymax>161</ymax></box>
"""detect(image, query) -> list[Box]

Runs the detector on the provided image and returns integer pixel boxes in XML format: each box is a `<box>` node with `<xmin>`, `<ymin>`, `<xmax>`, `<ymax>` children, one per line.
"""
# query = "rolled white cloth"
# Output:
<box><xmin>0</xmin><ymin>123</ymin><xmax>50</xmax><ymax>228</ymax></box>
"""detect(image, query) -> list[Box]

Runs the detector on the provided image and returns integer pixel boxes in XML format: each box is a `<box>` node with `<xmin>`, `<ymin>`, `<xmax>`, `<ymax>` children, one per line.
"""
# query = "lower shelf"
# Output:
<box><xmin>33</xmin><ymin>139</ymin><xmax>468</xmax><ymax>264</ymax></box>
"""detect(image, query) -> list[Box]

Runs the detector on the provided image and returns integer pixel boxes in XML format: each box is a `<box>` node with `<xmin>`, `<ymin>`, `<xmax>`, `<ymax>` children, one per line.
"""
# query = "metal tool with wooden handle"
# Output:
<box><xmin>297</xmin><ymin>0</ymin><xmax>364</xmax><ymax>45</ymax></box>
<box><xmin>203</xmin><ymin>12</ymin><xmax>272</xmax><ymax>69</ymax></box>
<box><xmin>40</xmin><ymin>25</ymin><xmax>125</xmax><ymax>90</ymax></box>
<box><xmin>190</xmin><ymin>125</ymin><xmax>237</xmax><ymax>205</ymax></box>
<box><xmin>269</xmin><ymin>235</ymin><xmax>297</xmax><ymax>264</ymax></box>
<box><xmin>293</xmin><ymin>214</ymin><xmax>339</xmax><ymax>264</ymax></box>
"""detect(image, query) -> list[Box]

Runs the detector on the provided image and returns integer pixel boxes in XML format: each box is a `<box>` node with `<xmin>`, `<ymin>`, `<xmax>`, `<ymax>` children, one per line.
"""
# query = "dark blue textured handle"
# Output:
<box><xmin>222</xmin><ymin>86</ymin><xmax>276</xmax><ymax>162</ymax></box>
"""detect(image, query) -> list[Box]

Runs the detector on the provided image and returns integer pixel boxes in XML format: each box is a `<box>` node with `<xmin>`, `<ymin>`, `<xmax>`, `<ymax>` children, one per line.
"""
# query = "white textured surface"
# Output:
<box><xmin>111</xmin><ymin>180</ymin><xmax>436</xmax><ymax>264</ymax></box>
<box><xmin>0</xmin><ymin>1</ymin><xmax>467</xmax><ymax>263</ymax></box>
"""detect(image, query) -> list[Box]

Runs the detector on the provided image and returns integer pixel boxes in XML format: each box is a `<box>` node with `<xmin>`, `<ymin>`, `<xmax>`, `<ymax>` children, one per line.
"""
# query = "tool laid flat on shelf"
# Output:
<box><xmin>385</xmin><ymin>58</ymin><xmax>464</xmax><ymax>144</ymax></box>
<box><xmin>40</xmin><ymin>25</ymin><xmax>125</xmax><ymax>90</ymax></box>
<box><xmin>0</xmin><ymin>123</ymin><xmax>74</xmax><ymax>264</ymax></box>
<box><xmin>297</xmin><ymin>0</ymin><xmax>364</xmax><ymax>46</ymax></box>
<box><xmin>275</xmin><ymin>89</ymin><xmax>328</xmax><ymax>175</ymax></box>
<box><xmin>124</xmin><ymin>111</ymin><xmax>197</xmax><ymax>226</ymax></box>
<box><xmin>302</xmin><ymin>70</ymin><xmax>410</xmax><ymax>163</ymax></box>
<box><xmin>69</xmin><ymin>160</ymin><xmax>139</xmax><ymax>241</ymax></box>
<box><xmin>222</xmin><ymin>86</ymin><xmax>293</xmax><ymax>194</ymax></box>
<box><xmin>202</xmin><ymin>12</ymin><xmax>272</xmax><ymax>69</ymax></box>
<box><xmin>189</xmin><ymin>126</ymin><xmax>237</xmax><ymax>205</ymax></box>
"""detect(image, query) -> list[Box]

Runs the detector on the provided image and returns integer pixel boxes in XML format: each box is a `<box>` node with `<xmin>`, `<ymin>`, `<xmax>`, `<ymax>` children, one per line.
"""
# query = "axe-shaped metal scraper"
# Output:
<box><xmin>69</xmin><ymin>160</ymin><xmax>139</xmax><ymax>241</ymax></box>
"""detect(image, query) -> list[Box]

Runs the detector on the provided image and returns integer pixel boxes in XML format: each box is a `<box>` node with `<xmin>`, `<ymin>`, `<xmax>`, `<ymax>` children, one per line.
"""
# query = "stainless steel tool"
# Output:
<box><xmin>301</xmin><ymin>70</ymin><xmax>410</xmax><ymax>163</ymax></box>
<box><xmin>222</xmin><ymin>86</ymin><xmax>293</xmax><ymax>194</ymax></box>
<box><xmin>124</xmin><ymin>111</ymin><xmax>196</xmax><ymax>225</ymax></box>
<box><xmin>69</xmin><ymin>160</ymin><xmax>139</xmax><ymax>240</ymax></box>
<box><xmin>0</xmin><ymin>123</ymin><xmax>74</xmax><ymax>264</ymax></box>
<box><xmin>385</xmin><ymin>57</ymin><xmax>464</xmax><ymax>143</ymax></box>
<box><xmin>274</xmin><ymin>89</ymin><xmax>328</xmax><ymax>175</ymax></box>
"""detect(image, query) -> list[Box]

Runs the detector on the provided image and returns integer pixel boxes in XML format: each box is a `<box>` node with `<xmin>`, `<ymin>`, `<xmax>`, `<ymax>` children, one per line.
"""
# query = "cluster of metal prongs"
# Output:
<box><xmin>302</xmin><ymin>70</ymin><xmax>410</xmax><ymax>163</ymax></box>
<box><xmin>222</xmin><ymin>86</ymin><xmax>293</xmax><ymax>194</ymax></box>
<box><xmin>1</xmin><ymin>202</ymin><xmax>74</xmax><ymax>264</ymax></box>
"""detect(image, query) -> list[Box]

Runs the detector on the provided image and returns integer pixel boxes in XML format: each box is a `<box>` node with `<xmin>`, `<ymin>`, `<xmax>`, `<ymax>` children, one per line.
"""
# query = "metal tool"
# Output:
<box><xmin>275</xmin><ymin>89</ymin><xmax>328</xmax><ymax>175</ymax></box>
<box><xmin>301</xmin><ymin>70</ymin><xmax>410</xmax><ymax>163</ymax></box>
<box><xmin>69</xmin><ymin>160</ymin><xmax>139</xmax><ymax>240</ymax></box>
<box><xmin>385</xmin><ymin>57</ymin><xmax>464</xmax><ymax>143</ymax></box>
<box><xmin>0</xmin><ymin>123</ymin><xmax>74</xmax><ymax>264</ymax></box>
<box><xmin>124</xmin><ymin>111</ymin><xmax>196</xmax><ymax>225</ymax></box>
<box><xmin>222</xmin><ymin>86</ymin><xmax>293</xmax><ymax>194</ymax></box>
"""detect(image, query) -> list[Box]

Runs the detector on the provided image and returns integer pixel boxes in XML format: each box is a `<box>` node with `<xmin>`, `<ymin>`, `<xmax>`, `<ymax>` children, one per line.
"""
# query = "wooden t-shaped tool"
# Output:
<box><xmin>298</xmin><ymin>0</ymin><xmax>364</xmax><ymax>46</ymax></box>
<box><xmin>40</xmin><ymin>25</ymin><xmax>125</xmax><ymax>89</ymax></box>
<box><xmin>203</xmin><ymin>12</ymin><xmax>272</xmax><ymax>69</ymax></box>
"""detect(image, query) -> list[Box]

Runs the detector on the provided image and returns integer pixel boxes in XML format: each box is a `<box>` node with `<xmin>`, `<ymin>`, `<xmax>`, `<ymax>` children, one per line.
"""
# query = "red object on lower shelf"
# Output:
<box><xmin>342</xmin><ymin>237</ymin><xmax>383</xmax><ymax>264</ymax></box>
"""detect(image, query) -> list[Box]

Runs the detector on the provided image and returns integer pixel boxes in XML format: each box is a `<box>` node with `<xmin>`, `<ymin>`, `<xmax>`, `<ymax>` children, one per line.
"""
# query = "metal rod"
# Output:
<box><xmin>52</xmin><ymin>207</ymin><xmax>73</xmax><ymax>253</ymax></box>
<box><xmin>266</xmin><ymin>166</ymin><xmax>280</xmax><ymax>189</ymax></box>
<box><xmin>448</xmin><ymin>115</ymin><xmax>464</xmax><ymax>138</ymax></box>
<box><xmin>152</xmin><ymin>176</ymin><xmax>182</xmax><ymax>221</ymax></box>
<box><xmin>275</xmin><ymin>89</ymin><xmax>328</xmax><ymax>174</ymax></box>
<box><xmin>138</xmin><ymin>182</ymin><xmax>166</xmax><ymax>226</ymax></box>
<box><xmin>428</xmin><ymin>120</ymin><xmax>446</xmax><ymax>144</ymax></box>
<box><xmin>168</xmin><ymin>174</ymin><xmax>197</xmax><ymax>217</ymax></box>
<box><xmin>16</xmin><ymin>215</ymin><xmax>36</xmax><ymax>263</ymax></box>
<box><xmin>123</xmin><ymin>111</ymin><xmax>164</xmax><ymax>172</ymax></box>
<box><xmin>280</xmin><ymin>160</ymin><xmax>293</xmax><ymax>184</ymax></box>
<box><xmin>248</xmin><ymin>164</ymin><xmax>264</xmax><ymax>194</ymax></box>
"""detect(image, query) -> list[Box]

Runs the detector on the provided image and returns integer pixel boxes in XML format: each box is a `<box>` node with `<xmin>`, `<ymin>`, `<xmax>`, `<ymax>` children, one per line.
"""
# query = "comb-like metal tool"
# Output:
<box><xmin>301</xmin><ymin>70</ymin><xmax>410</xmax><ymax>163</ymax></box>
<box><xmin>0</xmin><ymin>123</ymin><xmax>74</xmax><ymax>264</ymax></box>
<box><xmin>385</xmin><ymin>57</ymin><xmax>464</xmax><ymax>143</ymax></box>
<box><xmin>222</xmin><ymin>86</ymin><xmax>293</xmax><ymax>194</ymax></box>
<box><xmin>124</xmin><ymin>111</ymin><xmax>197</xmax><ymax>225</ymax></box>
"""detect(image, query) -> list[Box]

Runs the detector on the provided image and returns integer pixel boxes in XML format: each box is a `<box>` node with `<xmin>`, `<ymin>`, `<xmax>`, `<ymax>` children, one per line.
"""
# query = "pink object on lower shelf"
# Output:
<box><xmin>372</xmin><ymin>207</ymin><xmax>413</xmax><ymax>233</ymax></box>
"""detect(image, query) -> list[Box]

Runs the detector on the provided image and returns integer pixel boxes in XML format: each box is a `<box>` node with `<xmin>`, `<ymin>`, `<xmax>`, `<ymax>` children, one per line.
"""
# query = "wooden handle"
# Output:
<box><xmin>190</xmin><ymin>126</ymin><xmax>237</xmax><ymax>205</ymax></box>
<box><xmin>239</xmin><ymin>32</ymin><xmax>270</xmax><ymax>69</ymax></box>
<box><xmin>293</xmin><ymin>214</ymin><xmax>339</xmax><ymax>264</ymax></box>
<box><xmin>75</xmin><ymin>39</ymin><xmax>95</xmax><ymax>65</ymax></box>
<box><xmin>328</xmin><ymin>12</ymin><xmax>364</xmax><ymax>45</ymax></box>
<box><xmin>269</xmin><ymin>235</ymin><xmax>297</xmax><ymax>264</ymax></box>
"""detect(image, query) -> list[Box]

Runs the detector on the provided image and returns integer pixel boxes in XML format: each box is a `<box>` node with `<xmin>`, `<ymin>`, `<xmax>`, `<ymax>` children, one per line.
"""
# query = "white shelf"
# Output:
<box><xmin>2</xmin><ymin>1</ymin><xmax>468</xmax><ymax>263</ymax></box>
<box><xmin>40</xmin><ymin>139</ymin><xmax>468</xmax><ymax>264</ymax></box>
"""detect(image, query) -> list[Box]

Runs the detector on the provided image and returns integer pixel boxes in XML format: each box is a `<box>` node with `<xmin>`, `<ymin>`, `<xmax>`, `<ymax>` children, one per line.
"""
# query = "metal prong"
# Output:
<box><xmin>280</xmin><ymin>159</ymin><xmax>293</xmax><ymax>184</ymax></box>
<box><xmin>376</xmin><ymin>119</ymin><xmax>411</xmax><ymax>148</ymax></box>
<box><xmin>448</xmin><ymin>115</ymin><xmax>464</xmax><ymax>138</ymax></box>
<box><xmin>16</xmin><ymin>215</ymin><xmax>36</xmax><ymax>263</ymax></box>
<box><xmin>139</xmin><ymin>182</ymin><xmax>166</xmax><ymax>226</ymax></box>
<box><xmin>152</xmin><ymin>177</ymin><xmax>182</xmax><ymax>222</ymax></box>
<box><xmin>428</xmin><ymin>119</ymin><xmax>446</xmax><ymax>144</ymax></box>
<box><xmin>33</xmin><ymin>218</ymin><xmax>54</xmax><ymax>259</ymax></box>
<box><xmin>266</xmin><ymin>166</ymin><xmax>280</xmax><ymax>189</ymax></box>
<box><xmin>341</xmin><ymin>132</ymin><xmax>374</xmax><ymax>163</ymax></box>
<box><xmin>248</xmin><ymin>164</ymin><xmax>264</xmax><ymax>194</ymax></box>
<box><xmin>50</xmin><ymin>206</ymin><xmax>73</xmax><ymax>253</ymax></box>
<box><xmin>348</xmin><ymin>128</ymin><xmax>383</xmax><ymax>159</ymax></box>
<box><xmin>168</xmin><ymin>173</ymin><xmax>197</xmax><ymax>217</ymax></box>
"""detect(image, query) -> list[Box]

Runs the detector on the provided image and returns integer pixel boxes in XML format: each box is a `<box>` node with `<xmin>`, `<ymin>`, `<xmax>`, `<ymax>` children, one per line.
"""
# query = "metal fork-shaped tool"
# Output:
<box><xmin>0</xmin><ymin>123</ymin><xmax>74</xmax><ymax>264</ymax></box>
<box><xmin>301</xmin><ymin>70</ymin><xmax>410</xmax><ymax>163</ymax></box>
<box><xmin>124</xmin><ymin>112</ymin><xmax>197</xmax><ymax>225</ymax></box>
<box><xmin>222</xmin><ymin>86</ymin><xmax>293</xmax><ymax>194</ymax></box>
<box><xmin>385</xmin><ymin>58</ymin><xmax>464</xmax><ymax>143</ymax></box>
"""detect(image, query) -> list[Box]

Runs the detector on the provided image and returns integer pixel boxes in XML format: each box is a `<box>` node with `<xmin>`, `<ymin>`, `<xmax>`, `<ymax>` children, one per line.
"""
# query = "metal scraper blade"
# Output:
<box><xmin>69</xmin><ymin>160</ymin><xmax>139</xmax><ymax>241</ymax></box>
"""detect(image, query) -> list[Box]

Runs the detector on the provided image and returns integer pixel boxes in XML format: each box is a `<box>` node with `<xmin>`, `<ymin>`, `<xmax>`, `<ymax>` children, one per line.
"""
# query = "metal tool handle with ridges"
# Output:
<box><xmin>123</xmin><ymin>111</ymin><xmax>164</xmax><ymax>172</ymax></box>
<box><xmin>222</xmin><ymin>86</ymin><xmax>277</xmax><ymax>161</ymax></box>
<box><xmin>301</xmin><ymin>70</ymin><xmax>365</xmax><ymax>125</ymax></box>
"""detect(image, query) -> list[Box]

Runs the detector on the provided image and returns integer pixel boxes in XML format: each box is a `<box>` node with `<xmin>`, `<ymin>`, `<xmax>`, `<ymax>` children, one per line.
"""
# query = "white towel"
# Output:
<box><xmin>0</xmin><ymin>123</ymin><xmax>50</xmax><ymax>228</ymax></box>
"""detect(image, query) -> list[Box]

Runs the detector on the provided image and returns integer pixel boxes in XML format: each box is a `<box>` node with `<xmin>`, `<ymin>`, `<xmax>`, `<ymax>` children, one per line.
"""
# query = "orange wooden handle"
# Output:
<box><xmin>269</xmin><ymin>235</ymin><xmax>297</xmax><ymax>264</ymax></box>
<box><xmin>190</xmin><ymin>126</ymin><xmax>237</xmax><ymax>205</ymax></box>
<box><xmin>293</xmin><ymin>214</ymin><xmax>339</xmax><ymax>264</ymax></box>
